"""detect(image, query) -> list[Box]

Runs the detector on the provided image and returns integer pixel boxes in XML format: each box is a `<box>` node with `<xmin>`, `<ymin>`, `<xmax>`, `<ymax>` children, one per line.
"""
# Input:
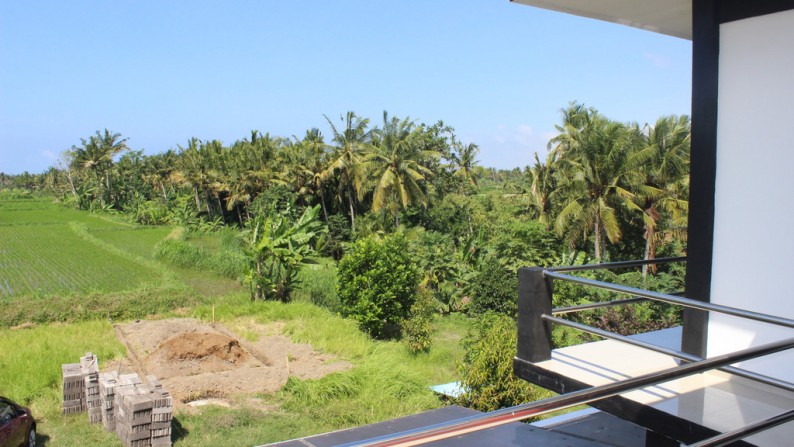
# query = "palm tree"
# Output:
<box><xmin>364</xmin><ymin>112</ymin><xmax>439</xmax><ymax>227</ymax></box>
<box><xmin>174</xmin><ymin>137</ymin><xmax>212</xmax><ymax>214</ymax></box>
<box><xmin>550</xmin><ymin>103</ymin><xmax>642</xmax><ymax>260</ymax></box>
<box><xmin>449</xmin><ymin>142</ymin><xmax>480</xmax><ymax>188</ymax></box>
<box><xmin>528</xmin><ymin>152</ymin><xmax>557</xmax><ymax>228</ymax></box>
<box><xmin>629</xmin><ymin>115</ymin><xmax>690</xmax><ymax>277</ymax></box>
<box><xmin>72</xmin><ymin>129</ymin><xmax>128</xmax><ymax>207</ymax></box>
<box><xmin>323</xmin><ymin>111</ymin><xmax>371</xmax><ymax>232</ymax></box>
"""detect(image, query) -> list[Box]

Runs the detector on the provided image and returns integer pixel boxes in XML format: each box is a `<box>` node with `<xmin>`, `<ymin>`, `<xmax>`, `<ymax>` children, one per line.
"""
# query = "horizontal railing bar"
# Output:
<box><xmin>552</xmin><ymin>297</ymin><xmax>648</xmax><ymax>314</ymax></box>
<box><xmin>336</xmin><ymin>338</ymin><xmax>794</xmax><ymax>447</ymax></box>
<box><xmin>542</xmin><ymin>315</ymin><xmax>794</xmax><ymax>393</ymax></box>
<box><xmin>687</xmin><ymin>407</ymin><xmax>794</xmax><ymax>447</ymax></box>
<box><xmin>548</xmin><ymin>256</ymin><xmax>686</xmax><ymax>273</ymax></box>
<box><xmin>543</xmin><ymin>270</ymin><xmax>794</xmax><ymax>330</ymax></box>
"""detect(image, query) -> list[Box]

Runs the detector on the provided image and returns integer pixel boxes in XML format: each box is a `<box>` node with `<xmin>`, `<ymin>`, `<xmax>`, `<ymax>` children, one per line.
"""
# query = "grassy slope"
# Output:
<box><xmin>0</xmin><ymin>298</ymin><xmax>471</xmax><ymax>446</ymax></box>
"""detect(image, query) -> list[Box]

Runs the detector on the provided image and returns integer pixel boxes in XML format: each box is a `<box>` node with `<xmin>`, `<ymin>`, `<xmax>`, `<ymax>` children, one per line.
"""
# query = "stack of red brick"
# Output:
<box><xmin>61</xmin><ymin>353</ymin><xmax>173</xmax><ymax>447</ymax></box>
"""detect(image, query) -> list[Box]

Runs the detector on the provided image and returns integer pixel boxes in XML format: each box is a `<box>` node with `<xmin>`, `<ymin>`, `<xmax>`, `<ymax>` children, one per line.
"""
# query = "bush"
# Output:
<box><xmin>468</xmin><ymin>256</ymin><xmax>517</xmax><ymax>316</ymax></box>
<box><xmin>488</xmin><ymin>220</ymin><xmax>560</xmax><ymax>270</ymax></box>
<box><xmin>319</xmin><ymin>214</ymin><xmax>351</xmax><ymax>260</ymax></box>
<box><xmin>338</xmin><ymin>233</ymin><xmax>419</xmax><ymax>338</ymax></box>
<box><xmin>457</xmin><ymin>313</ymin><xmax>551</xmax><ymax>413</ymax></box>
<box><xmin>403</xmin><ymin>287</ymin><xmax>436</xmax><ymax>354</ymax></box>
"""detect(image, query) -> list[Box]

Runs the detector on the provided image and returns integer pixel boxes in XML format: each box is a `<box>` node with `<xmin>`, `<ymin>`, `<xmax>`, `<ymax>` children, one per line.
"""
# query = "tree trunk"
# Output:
<box><xmin>236</xmin><ymin>206</ymin><xmax>243</xmax><ymax>226</ymax></box>
<box><xmin>319</xmin><ymin>188</ymin><xmax>328</xmax><ymax>221</ymax></box>
<box><xmin>194</xmin><ymin>186</ymin><xmax>201</xmax><ymax>210</ymax></box>
<box><xmin>594</xmin><ymin>215</ymin><xmax>602</xmax><ymax>261</ymax></box>
<box><xmin>160</xmin><ymin>182</ymin><xmax>168</xmax><ymax>200</ymax></box>
<box><xmin>347</xmin><ymin>184</ymin><xmax>356</xmax><ymax>233</ymax></box>
<box><xmin>66</xmin><ymin>169</ymin><xmax>78</xmax><ymax>199</ymax></box>
<box><xmin>642</xmin><ymin>222</ymin><xmax>658</xmax><ymax>282</ymax></box>
<box><xmin>95</xmin><ymin>171</ymin><xmax>105</xmax><ymax>207</ymax></box>
<box><xmin>105</xmin><ymin>170</ymin><xmax>112</xmax><ymax>204</ymax></box>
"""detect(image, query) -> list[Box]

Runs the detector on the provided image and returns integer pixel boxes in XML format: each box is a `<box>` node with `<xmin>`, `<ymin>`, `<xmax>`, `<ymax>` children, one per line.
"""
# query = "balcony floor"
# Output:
<box><xmin>514</xmin><ymin>327</ymin><xmax>794</xmax><ymax>446</ymax></box>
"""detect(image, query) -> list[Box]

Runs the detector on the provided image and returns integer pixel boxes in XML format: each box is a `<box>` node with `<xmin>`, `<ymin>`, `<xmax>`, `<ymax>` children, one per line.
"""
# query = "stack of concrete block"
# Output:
<box><xmin>80</xmin><ymin>353</ymin><xmax>102</xmax><ymax>424</ymax></box>
<box><xmin>61</xmin><ymin>363</ymin><xmax>84</xmax><ymax>414</ymax></box>
<box><xmin>113</xmin><ymin>378</ymin><xmax>172</xmax><ymax>447</ymax></box>
<box><xmin>99</xmin><ymin>372</ymin><xmax>145</xmax><ymax>432</ymax></box>
<box><xmin>116</xmin><ymin>391</ymin><xmax>154</xmax><ymax>447</ymax></box>
<box><xmin>62</xmin><ymin>354</ymin><xmax>172</xmax><ymax>447</ymax></box>
<box><xmin>148</xmin><ymin>378</ymin><xmax>172</xmax><ymax>447</ymax></box>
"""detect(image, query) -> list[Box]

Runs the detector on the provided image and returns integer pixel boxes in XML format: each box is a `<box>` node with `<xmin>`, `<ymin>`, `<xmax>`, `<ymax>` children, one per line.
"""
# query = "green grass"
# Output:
<box><xmin>0</xmin><ymin>285</ymin><xmax>209</xmax><ymax>328</ymax></box>
<box><xmin>0</xmin><ymin>294</ymin><xmax>475</xmax><ymax>447</ymax></box>
<box><xmin>0</xmin><ymin>321</ymin><xmax>129</xmax><ymax>446</ymax></box>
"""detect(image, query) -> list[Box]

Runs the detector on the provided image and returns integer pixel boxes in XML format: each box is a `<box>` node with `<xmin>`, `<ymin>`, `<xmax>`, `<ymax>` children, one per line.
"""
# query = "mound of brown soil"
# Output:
<box><xmin>160</xmin><ymin>332</ymin><xmax>247</xmax><ymax>364</ymax></box>
<box><xmin>115</xmin><ymin>318</ymin><xmax>352</xmax><ymax>404</ymax></box>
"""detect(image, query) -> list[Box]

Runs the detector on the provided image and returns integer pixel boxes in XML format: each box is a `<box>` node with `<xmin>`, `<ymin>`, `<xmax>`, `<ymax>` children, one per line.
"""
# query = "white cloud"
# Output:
<box><xmin>514</xmin><ymin>124</ymin><xmax>534</xmax><ymax>146</ymax></box>
<box><xmin>643</xmin><ymin>52</ymin><xmax>672</xmax><ymax>68</ymax></box>
<box><xmin>41</xmin><ymin>150</ymin><xmax>58</xmax><ymax>161</ymax></box>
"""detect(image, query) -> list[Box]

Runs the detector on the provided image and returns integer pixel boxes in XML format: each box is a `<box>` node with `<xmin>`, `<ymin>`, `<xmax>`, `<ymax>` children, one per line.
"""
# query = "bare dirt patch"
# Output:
<box><xmin>114</xmin><ymin>318</ymin><xmax>351</xmax><ymax>405</ymax></box>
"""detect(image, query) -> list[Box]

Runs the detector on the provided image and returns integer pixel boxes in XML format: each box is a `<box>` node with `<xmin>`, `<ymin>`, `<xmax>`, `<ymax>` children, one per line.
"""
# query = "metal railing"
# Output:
<box><xmin>338</xmin><ymin>338</ymin><xmax>794</xmax><ymax>447</ymax></box>
<box><xmin>340</xmin><ymin>257</ymin><xmax>794</xmax><ymax>447</ymax></box>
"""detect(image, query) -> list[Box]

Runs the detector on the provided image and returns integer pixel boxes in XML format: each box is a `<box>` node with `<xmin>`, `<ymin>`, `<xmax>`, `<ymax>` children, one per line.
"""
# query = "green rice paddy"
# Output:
<box><xmin>0</xmin><ymin>198</ymin><xmax>170</xmax><ymax>298</ymax></box>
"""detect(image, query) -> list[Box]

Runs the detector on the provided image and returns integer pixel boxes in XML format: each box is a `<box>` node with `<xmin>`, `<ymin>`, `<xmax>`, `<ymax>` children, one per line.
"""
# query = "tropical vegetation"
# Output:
<box><xmin>0</xmin><ymin>102</ymin><xmax>692</xmax><ymax>444</ymax></box>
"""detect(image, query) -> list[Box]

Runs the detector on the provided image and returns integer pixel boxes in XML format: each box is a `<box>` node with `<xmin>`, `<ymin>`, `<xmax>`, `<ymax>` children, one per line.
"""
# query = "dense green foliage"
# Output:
<box><xmin>402</xmin><ymin>287</ymin><xmax>436</xmax><ymax>354</ymax></box>
<box><xmin>468</xmin><ymin>256</ymin><xmax>519</xmax><ymax>316</ymax></box>
<box><xmin>242</xmin><ymin>205</ymin><xmax>326</xmax><ymax>301</ymax></box>
<box><xmin>457</xmin><ymin>313</ymin><xmax>552</xmax><ymax>412</ymax></box>
<box><xmin>338</xmin><ymin>234</ymin><xmax>419</xmax><ymax>338</ymax></box>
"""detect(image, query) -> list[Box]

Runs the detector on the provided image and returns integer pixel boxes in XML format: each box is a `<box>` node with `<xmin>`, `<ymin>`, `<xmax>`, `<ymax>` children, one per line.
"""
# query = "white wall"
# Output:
<box><xmin>708</xmin><ymin>9</ymin><xmax>794</xmax><ymax>380</ymax></box>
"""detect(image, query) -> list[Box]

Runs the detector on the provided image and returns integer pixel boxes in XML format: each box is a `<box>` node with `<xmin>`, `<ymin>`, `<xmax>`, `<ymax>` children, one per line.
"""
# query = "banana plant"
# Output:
<box><xmin>242</xmin><ymin>205</ymin><xmax>326</xmax><ymax>301</ymax></box>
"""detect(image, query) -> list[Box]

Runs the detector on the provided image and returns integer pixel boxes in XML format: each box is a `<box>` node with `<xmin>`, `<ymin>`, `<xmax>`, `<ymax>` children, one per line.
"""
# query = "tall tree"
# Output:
<box><xmin>449</xmin><ymin>142</ymin><xmax>480</xmax><ymax>188</ymax></box>
<box><xmin>323</xmin><ymin>111</ymin><xmax>371</xmax><ymax>232</ymax></box>
<box><xmin>364</xmin><ymin>112</ymin><xmax>438</xmax><ymax>227</ymax></box>
<box><xmin>72</xmin><ymin>129</ymin><xmax>128</xmax><ymax>207</ymax></box>
<box><xmin>549</xmin><ymin>103</ymin><xmax>642</xmax><ymax>260</ymax></box>
<box><xmin>629</xmin><ymin>115</ymin><xmax>691</xmax><ymax>277</ymax></box>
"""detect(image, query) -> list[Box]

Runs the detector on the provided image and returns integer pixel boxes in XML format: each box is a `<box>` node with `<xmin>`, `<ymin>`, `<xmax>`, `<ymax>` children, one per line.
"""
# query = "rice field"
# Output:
<box><xmin>0</xmin><ymin>198</ymin><xmax>171</xmax><ymax>298</ymax></box>
<box><xmin>92</xmin><ymin>227</ymin><xmax>174</xmax><ymax>259</ymax></box>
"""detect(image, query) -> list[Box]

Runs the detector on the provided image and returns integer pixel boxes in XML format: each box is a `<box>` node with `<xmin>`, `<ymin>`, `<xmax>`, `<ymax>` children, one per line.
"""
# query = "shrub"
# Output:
<box><xmin>456</xmin><ymin>313</ymin><xmax>551</xmax><ymax>413</ymax></box>
<box><xmin>319</xmin><ymin>214</ymin><xmax>351</xmax><ymax>260</ymax></box>
<box><xmin>403</xmin><ymin>287</ymin><xmax>436</xmax><ymax>354</ymax></box>
<box><xmin>338</xmin><ymin>233</ymin><xmax>419</xmax><ymax>339</ymax></box>
<box><xmin>488</xmin><ymin>220</ymin><xmax>560</xmax><ymax>270</ymax></box>
<box><xmin>468</xmin><ymin>256</ymin><xmax>517</xmax><ymax>316</ymax></box>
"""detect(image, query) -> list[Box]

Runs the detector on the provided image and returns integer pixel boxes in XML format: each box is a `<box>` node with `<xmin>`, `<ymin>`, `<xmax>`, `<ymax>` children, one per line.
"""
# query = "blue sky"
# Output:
<box><xmin>0</xmin><ymin>1</ymin><xmax>691</xmax><ymax>174</ymax></box>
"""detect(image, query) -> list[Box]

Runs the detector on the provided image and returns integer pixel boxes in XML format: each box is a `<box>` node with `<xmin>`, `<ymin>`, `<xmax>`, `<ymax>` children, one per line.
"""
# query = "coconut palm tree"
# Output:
<box><xmin>323</xmin><ymin>111</ymin><xmax>371</xmax><ymax>232</ymax></box>
<box><xmin>364</xmin><ymin>112</ymin><xmax>439</xmax><ymax>227</ymax></box>
<box><xmin>449</xmin><ymin>142</ymin><xmax>480</xmax><ymax>188</ymax></box>
<box><xmin>550</xmin><ymin>103</ymin><xmax>642</xmax><ymax>260</ymax></box>
<box><xmin>72</xmin><ymin>129</ymin><xmax>128</xmax><ymax>207</ymax></box>
<box><xmin>629</xmin><ymin>115</ymin><xmax>691</xmax><ymax>277</ymax></box>
<box><xmin>528</xmin><ymin>152</ymin><xmax>557</xmax><ymax>228</ymax></box>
